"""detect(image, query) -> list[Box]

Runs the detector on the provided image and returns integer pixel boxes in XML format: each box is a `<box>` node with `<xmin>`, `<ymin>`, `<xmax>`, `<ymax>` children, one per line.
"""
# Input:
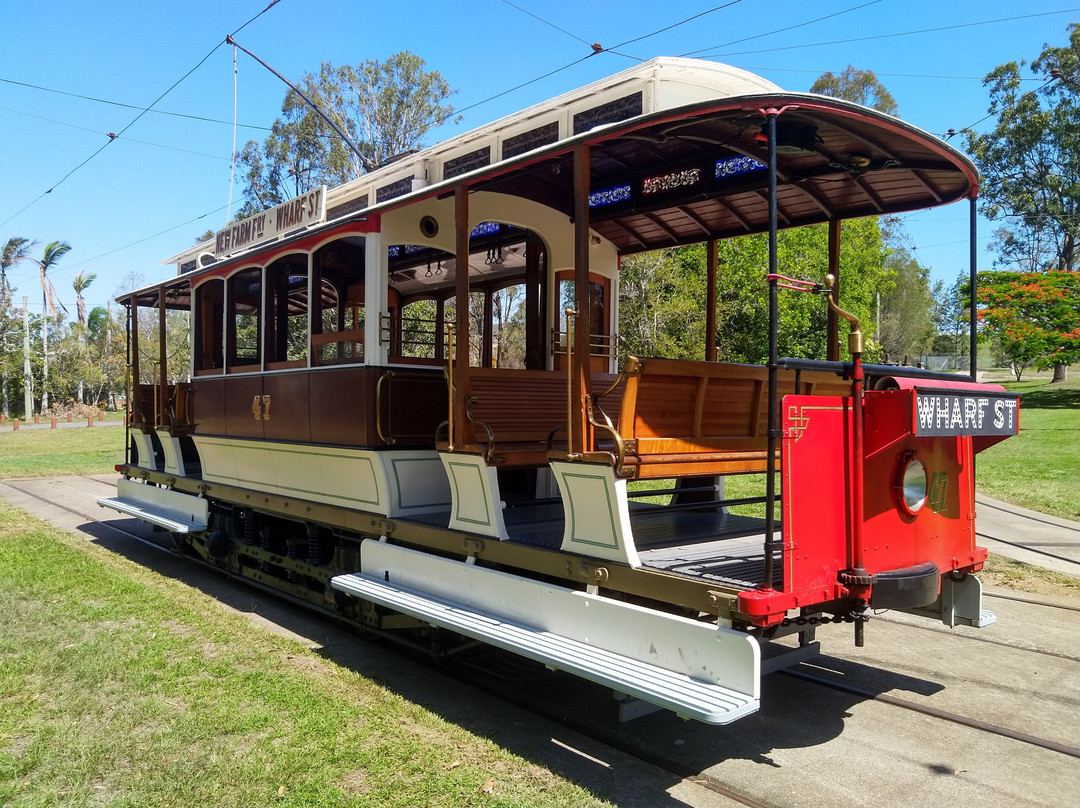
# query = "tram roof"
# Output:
<box><xmin>137</xmin><ymin>58</ymin><xmax>976</xmax><ymax>306</ymax></box>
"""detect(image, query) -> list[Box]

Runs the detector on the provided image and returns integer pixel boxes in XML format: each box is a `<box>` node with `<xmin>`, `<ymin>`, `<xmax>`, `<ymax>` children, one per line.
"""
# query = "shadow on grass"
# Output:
<box><xmin>70</xmin><ymin>514</ymin><xmax>940</xmax><ymax>806</ymax></box>
<box><xmin>1017</xmin><ymin>385</ymin><xmax>1080</xmax><ymax>410</ymax></box>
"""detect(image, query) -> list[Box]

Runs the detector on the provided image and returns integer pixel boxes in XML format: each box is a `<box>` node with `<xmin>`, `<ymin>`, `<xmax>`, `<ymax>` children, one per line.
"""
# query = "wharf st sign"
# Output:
<box><xmin>215</xmin><ymin>186</ymin><xmax>327</xmax><ymax>258</ymax></box>
<box><xmin>913</xmin><ymin>388</ymin><xmax>1019</xmax><ymax>437</ymax></box>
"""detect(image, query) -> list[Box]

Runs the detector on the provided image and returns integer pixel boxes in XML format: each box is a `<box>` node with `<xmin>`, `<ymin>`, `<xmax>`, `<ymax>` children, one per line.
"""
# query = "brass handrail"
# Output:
<box><xmin>151</xmin><ymin>360</ymin><xmax>160</xmax><ymax>429</ymax></box>
<box><xmin>446</xmin><ymin>323</ymin><xmax>456</xmax><ymax>450</ymax></box>
<box><xmin>564</xmin><ymin>308</ymin><xmax>576</xmax><ymax>457</ymax></box>
<box><xmin>824</xmin><ymin>273</ymin><xmax>864</xmax><ymax>355</ymax></box>
<box><xmin>375</xmin><ymin>371</ymin><xmax>397</xmax><ymax>445</ymax></box>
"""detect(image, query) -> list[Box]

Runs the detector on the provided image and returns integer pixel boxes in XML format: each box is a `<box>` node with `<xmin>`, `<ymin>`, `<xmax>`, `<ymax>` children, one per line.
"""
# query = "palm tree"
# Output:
<box><xmin>73</xmin><ymin>271</ymin><xmax>96</xmax><ymax>327</ymax></box>
<box><xmin>1</xmin><ymin>236</ymin><xmax>37</xmax><ymax>307</ymax></box>
<box><xmin>1</xmin><ymin>237</ymin><xmax>37</xmax><ymax>417</ymax></box>
<box><xmin>36</xmin><ymin>241</ymin><xmax>71</xmax><ymax>412</ymax></box>
<box><xmin>72</xmin><ymin>271</ymin><xmax>97</xmax><ymax>403</ymax></box>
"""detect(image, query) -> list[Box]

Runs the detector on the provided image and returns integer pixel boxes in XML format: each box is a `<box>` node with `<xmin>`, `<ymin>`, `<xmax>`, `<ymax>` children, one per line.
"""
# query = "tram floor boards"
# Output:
<box><xmin>415</xmin><ymin>502</ymin><xmax>776</xmax><ymax>590</ymax></box>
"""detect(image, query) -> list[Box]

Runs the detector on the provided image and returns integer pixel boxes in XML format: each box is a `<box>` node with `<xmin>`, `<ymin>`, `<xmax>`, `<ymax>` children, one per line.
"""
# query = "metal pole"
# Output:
<box><xmin>22</xmin><ymin>296</ymin><xmax>32</xmax><ymax>418</ymax></box>
<box><xmin>706</xmin><ymin>239</ymin><xmax>718</xmax><ymax>362</ymax></box>
<box><xmin>969</xmin><ymin>198</ymin><xmax>978</xmax><ymax>381</ymax></box>
<box><xmin>763</xmin><ymin>112</ymin><xmax>779</xmax><ymax>591</ymax></box>
<box><xmin>827</xmin><ymin>220</ymin><xmax>841</xmax><ymax>361</ymax></box>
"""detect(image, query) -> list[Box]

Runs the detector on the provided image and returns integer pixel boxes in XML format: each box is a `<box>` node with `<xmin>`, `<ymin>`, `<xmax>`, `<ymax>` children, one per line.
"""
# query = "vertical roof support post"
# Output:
<box><xmin>763</xmin><ymin>111</ymin><xmax>780</xmax><ymax>592</ymax></box>
<box><xmin>969</xmin><ymin>197</ymin><xmax>978</xmax><ymax>382</ymax></box>
<box><xmin>125</xmin><ymin>295</ymin><xmax>135</xmax><ymax>463</ymax></box>
<box><xmin>827</xmin><ymin>220</ymin><xmax>841</xmax><ymax>362</ymax></box>
<box><xmin>453</xmin><ymin>184</ymin><xmax>472</xmax><ymax>446</ymax></box>
<box><xmin>706</xmin><ymin>239</ymin><xmax>718</xmax><ymax>362</ymax></box>
<box><xmin>158</xmin><ymin>287</ymin><xmax>168</xmax><ymax>429</ymax></box>
<box><xmin>572</xmin><ymin>144</ymin><xmax>593</xmax><ymax>455</ymax></box>
<box><xmin>129</xmin><ymin>294</ymin><xmax>140</xmax><ymax>428</ymax></box>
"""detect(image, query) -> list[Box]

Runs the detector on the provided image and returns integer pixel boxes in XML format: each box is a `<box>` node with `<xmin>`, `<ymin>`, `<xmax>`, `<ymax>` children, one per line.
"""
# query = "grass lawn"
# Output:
<box><xmin>0</xmin><ymin>501</ymin><xmax>611</xmax><ymax>807</ymax></box>
<box><xmin>975</xmin><ymin>372</ymin><xmax>1079</xmax><ymax>521</ymax></box>
<box><xmin>0</xmin><ymin>422</ymin><xmax>126</xmax><ymax>478</ymax></box>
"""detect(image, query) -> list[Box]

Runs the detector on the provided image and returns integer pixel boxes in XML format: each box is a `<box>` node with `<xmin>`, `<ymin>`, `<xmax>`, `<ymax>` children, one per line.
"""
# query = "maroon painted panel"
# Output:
<box><xmin>262</xmin><ymin>372</ymin><xmax>311</xmax><ymax>443</ymax></box>
<box><xmin>308</xmin><ymin>367</ymin><xmax>371</xmax><ymax>446</ymax></box>
<box><xmin>224</xmin><ymin>375</ymin><xmax>264</xmax><ymax>439</ymax></box>
<box><xmin>191</xmin><ymin>377</ymin><xmax>226</xmax><ymax>435</ymax></box>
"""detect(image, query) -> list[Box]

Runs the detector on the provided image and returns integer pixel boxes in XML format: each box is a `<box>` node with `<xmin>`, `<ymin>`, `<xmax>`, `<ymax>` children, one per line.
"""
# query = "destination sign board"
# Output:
<box><xmin>912</xmin><ymin>388</ymin><xmax>1019</xmax><ymax>437</ymax></box>
<box><xmin>214</xmin><ymin>186</ymin><xmax>327</xmax><ymax>258</ymax></box>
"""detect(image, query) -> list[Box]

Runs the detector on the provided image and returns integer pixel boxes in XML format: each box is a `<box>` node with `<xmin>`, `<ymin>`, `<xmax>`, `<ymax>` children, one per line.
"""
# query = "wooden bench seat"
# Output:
<box><xmin>441</xmin><ymin>367</ymin><xmax>622</xmax><ymax>467</ymax></box>
<box><xmin>608</xmin><ymin>357</ymin><xmax>852</xmax><ymax>479</ymax></box>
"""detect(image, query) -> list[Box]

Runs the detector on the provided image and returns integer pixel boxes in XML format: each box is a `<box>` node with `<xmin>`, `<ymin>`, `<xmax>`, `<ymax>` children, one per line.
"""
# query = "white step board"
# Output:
<box><xmin>97</xmin><ymin>477</ymin><xmax>208</xmax><ymax>534</ymax></box>
<box><xmin>332</xmin><ymin>540</ymin><xmax>760</xmax><ymax>724</ymax></box>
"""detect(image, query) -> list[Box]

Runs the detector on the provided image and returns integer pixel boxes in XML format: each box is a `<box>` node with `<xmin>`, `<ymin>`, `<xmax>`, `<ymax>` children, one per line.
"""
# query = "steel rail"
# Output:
<box><xmin>783</xmin><ymin>668</ymin><xmax>1080</xmax><ymax>760</ymax></box>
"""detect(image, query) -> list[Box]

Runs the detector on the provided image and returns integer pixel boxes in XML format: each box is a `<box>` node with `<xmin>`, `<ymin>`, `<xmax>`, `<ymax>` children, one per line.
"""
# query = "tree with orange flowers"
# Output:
<box><xmin>975</xmin><ymin>270</ymin><xmax>1080</xmax><ymax>381</ymax></box>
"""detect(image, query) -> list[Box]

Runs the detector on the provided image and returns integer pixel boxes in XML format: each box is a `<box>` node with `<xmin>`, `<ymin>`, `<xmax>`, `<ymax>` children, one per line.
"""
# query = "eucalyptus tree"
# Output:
<box><xmin>965</xmin><ymin>23</ymin><xmax>1078</xmax><ymax>276</ymax></box>
<box><xmin>234</xmin><ymin>51</ymin><xmax>457</xmax><ymax>218</ymax></box>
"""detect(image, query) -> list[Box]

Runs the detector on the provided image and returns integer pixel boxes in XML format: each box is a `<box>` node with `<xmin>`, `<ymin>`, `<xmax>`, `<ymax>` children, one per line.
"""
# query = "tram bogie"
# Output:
<box><xmin>100</xmin><ymin>57</ymin><xmax>1019</xmax><ymax>725</ymax></box>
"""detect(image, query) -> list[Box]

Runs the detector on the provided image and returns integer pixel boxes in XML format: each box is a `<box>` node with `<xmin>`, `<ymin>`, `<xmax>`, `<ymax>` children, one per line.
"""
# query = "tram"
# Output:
<box><xmin>100</xmin><ymin>58</ymin><xmax>1020</xmax><ymax>724</ymax></box>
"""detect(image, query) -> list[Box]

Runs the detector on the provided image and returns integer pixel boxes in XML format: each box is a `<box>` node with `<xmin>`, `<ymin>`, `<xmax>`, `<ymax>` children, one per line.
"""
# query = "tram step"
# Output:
<box><xmin>97</xmin><ymin>477</ymin><xmax>209</xmax><ymax>534</ymax></box>
<box><xmin>331</xmin><ymin>540</ymin><xmax>760</xmax><ymax>724</ymax></box>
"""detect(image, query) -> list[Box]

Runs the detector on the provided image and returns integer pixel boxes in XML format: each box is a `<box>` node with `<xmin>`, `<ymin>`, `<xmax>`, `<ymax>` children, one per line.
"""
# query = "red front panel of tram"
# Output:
<box><xmin>775</xmin><ymin>390</ymin><xmax>990</xmax><ymax>611</ymax></box>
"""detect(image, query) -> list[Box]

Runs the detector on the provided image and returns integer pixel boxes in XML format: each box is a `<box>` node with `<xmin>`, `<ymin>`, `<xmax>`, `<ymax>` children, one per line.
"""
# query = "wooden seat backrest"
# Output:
<box><xmin>465</xmin><ymin>367</ymin><xmax>623</xmax><ymax>445</ymax></box>
<box><xmin>618</xmin><ymin>357</ymin><xmax>850</xmax><ymax>457</ymax></box>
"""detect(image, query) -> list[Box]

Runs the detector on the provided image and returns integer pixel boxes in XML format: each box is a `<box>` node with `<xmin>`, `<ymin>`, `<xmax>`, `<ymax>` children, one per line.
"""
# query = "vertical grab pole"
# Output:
<box><xmin>763</xmin><ymin>111</ymin><xmax>780</xmax><ymax>591</ymax></box>
<box><xmin>969</xmin><ymin>197</ymin><xmax>978</xmax><ymax>382</ymax></box>
<box><xmin>572</xmin><ymin>144</ymin><xmax>592</xmax><ymax>455</ymax></box>
<box><xmin>706</xmin><ymin>239</ymin><xmax>718</xmax><ymax>362</ymax></box>
<box><xmin>452</xmin><ymin>185</ymin><xmax>471</xmax><ymax>448</ymax></box>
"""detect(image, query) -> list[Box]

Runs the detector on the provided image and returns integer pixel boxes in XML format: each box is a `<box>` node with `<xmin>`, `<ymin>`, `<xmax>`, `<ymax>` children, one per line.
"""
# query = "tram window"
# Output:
<box><xmin>400</xmin><ymin>299</ymin><xmax>439</xmax><ymax>359</ymax></box>
<box><xmin>265</xmin><ymin>257</ymin><xmax>308</xmax><ymax>367</ymax></box>
<box><xmin>194</xmin><ymin>279</ymin><xmax>224</xmax><ymax>373</ymax></box>
<box><xmin>311</xmin><ymin>236</ymin><xmax>366</xmax><ymax>367</ymax></box>
<box><xmin>555</xmin><ymin>274</ymin><xmax>611</xmax><ymax>370</ymax></box>
<box><xmin>491</xmin><ymin>284</ymin><xmax>526</xmax><ymax>368</ymax></box>
<box><xmin>227</xmin><ymin>268</ymin><xmax>261</xmax><ymax>370</ymax></box>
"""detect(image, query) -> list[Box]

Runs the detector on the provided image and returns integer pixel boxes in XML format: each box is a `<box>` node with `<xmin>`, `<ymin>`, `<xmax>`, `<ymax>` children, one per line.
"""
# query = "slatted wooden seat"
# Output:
<box><xmin>604</xmin><ymin>357</ymin><xmax>852</xmax><ymax>479</ymax></box>
<box><xmin>443</xmin><ymin>368</ymin><xmax>622</xmax><ymax>467</ymax></box>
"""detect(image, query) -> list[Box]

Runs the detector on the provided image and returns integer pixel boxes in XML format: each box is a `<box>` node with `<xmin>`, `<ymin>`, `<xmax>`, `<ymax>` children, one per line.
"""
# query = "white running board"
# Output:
<box><xmin>97</xmin><ymin>477</ymin><xmax>209</xmax><ymax>534</ymax></box>
<box><xmin>332</xmin><ymin>540</ymin><xmax>760</xmax><ymax>724</ymax></box>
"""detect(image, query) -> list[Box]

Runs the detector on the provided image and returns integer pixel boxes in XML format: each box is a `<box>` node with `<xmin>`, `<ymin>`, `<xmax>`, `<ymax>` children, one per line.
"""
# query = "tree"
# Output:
<box><xmin>876</xmin><ymin>249</ymin><xmax>936</xmax><ymax>363</ymax></box>
<box><xmin>618</xmin><ymin>218</ymin><xmax>891</xmax><ymax>364</ymax></box>
<box><xmin>973</xmin><ymin>270</ymin><xmax>1080</xmax><ymax>380</ymax></box>
<box><xmin>810</xmin><ymin>65</ymin><xmax>898</xmax><ymax>115</ymax></box>
<box><xmin>35</xmin><ymin>240</ymin><xmax>71</xmax><ymax>411</ymax></box>
<box><xmin>1</xmin><ymin>236</ymin><xmax>36</xmax><ymax>305</ymax></box>
<box><xmin>72</xmin><ymin>271</ymin><xmax>96</xmax><ymax>328</ymax></box>
<box><xmin>1</xmin><ymin>237</ymin><xmax>38</xmax><ymax>416</ymax></box>
<box><xmin>235</xmin><ymin>51</ymin><xmax>457</xmax><ymax>218</ymax></box>
<box><xmin>965</xmin><ymin>24</ymin><xmax>1078</xmax><ymax>276</ymax></box>
<box><xmin>965</xmin><ymin>24</ymin><xmax>1079</xmax><ymax>381</ymax></box>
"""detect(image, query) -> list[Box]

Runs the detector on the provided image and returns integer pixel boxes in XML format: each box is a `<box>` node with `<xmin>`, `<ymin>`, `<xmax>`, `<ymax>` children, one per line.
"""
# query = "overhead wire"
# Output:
<box><xmin>0</xmin><ymin>0</ymin><xmax>283</xmax><ymax>230</ymax></box>
<box><xmin>679</xmin><ymin>0</ymin><xmax>885</xmax><ymax>57</ymax></box>
<box><xmin>693</xmin><ymin>9</ymin><xmax>1075</xmax><ymax>58</ymax></box>
<box><xmin>0</xmin><ymin>77</ymin><xmax>271</xmax><ymax>132</ymax></box>
<box><xmin>0</xmin><ymin>105</ymin><xmax>231</xmax><ymax>161</ymax></box>
<box><xmin>458</xmin><ymin>0</ymin><xmax>749</xmax><ymax>115</ymax></box>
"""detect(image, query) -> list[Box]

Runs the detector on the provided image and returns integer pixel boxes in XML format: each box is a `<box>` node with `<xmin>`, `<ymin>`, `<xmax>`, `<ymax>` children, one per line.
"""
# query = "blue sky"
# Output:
<box><xmin>0</xmin><ymin>0</ymin><xmax>1074</xmax><ymax>316</ymax></box>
